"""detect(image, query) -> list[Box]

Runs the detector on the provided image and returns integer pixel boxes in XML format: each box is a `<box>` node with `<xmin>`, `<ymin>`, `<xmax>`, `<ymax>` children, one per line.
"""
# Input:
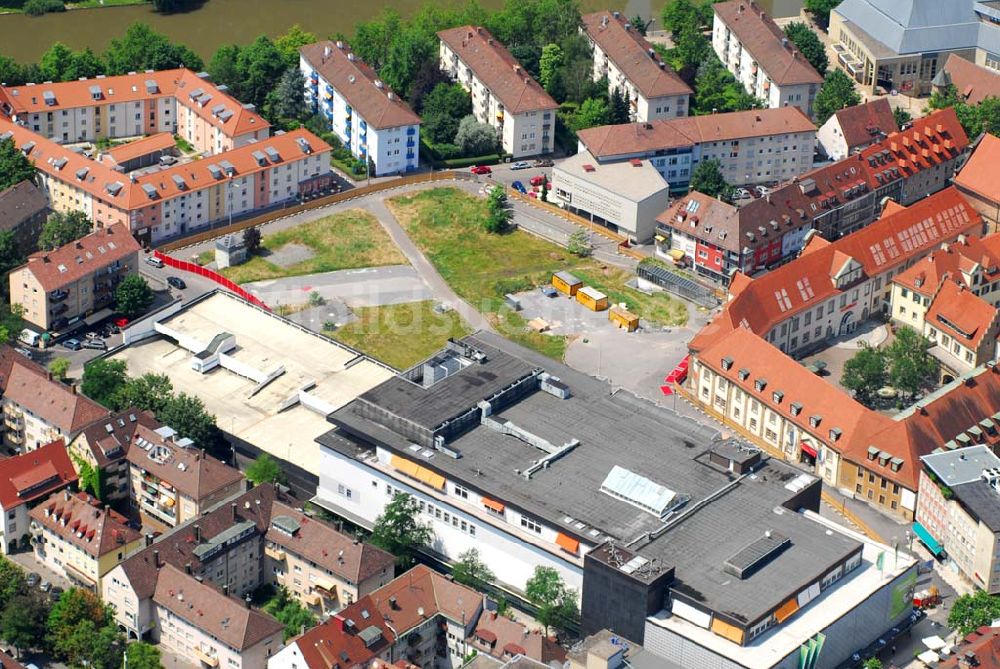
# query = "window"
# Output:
<box><xmin>520</xmin><ymin>515</ymin><xmax>542</xmax><ymax>533</ymax></box>
<box><xmin>336</xmin><ymin>484</ymin><xmax>353</xmax><ymax>500</ymax></box>
<box><xmin>453</xmin><ymin>485</ymin><xmax>469</xmax><ymax>499</ymax></box>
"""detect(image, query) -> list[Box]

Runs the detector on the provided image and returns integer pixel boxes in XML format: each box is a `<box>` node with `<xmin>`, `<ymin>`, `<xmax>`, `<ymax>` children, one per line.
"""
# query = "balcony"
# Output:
<box><xmin>49</xmin><ymin>303</ymin><xmax>68</xmax><ymax>317</ymax></box>
<box><xmin>5</xmin><ymin>428</ymin><xmax>24</xmax><ymax>444</ymax></box>
<box><xmin>193</xmin><ymin>648</ymin><xmax>219</xmax><ymax>667</ymax></box>
<box><xmin>264</xmin><ymin>544</ymin><xmax>286</xmax><ymax>561</ymax></box>
<box><xmin>49</xmin><ymin>289</ymin><xmax>68</xmax><ymax>302</ymax></box>
<box><xmin>406</xmin><ymin>139</ymin><xmax>414</xmax><ymax>148</ymax></box>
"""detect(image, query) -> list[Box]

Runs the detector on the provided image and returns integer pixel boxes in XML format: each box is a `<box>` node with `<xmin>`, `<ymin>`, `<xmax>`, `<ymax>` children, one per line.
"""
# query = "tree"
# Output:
<box><xmin>235</xmin><ymin>36</ymin><xmax>286</xmax><ymax>112</ymax></box>
<box><xmin>40</xmin><ymin>42</ymin><xmax>75</xmax><ymax>82</ymax></box>
<box><xmin>23</xmin><ymin>0</ymin><xmax>65</xmax><ymax>17</ymax></box>
<box><xmin>452</xmin><ymin>548</ymin><xmax>495</xmax><ymax>591</ymax></box>
<box><xmin>125</xmin><ymin>642</ymin><xmax>161</xmax><ymax>669</ymax></box>
<box><xmin>539</xmin><ymin>43</ymin><xmax>564</xmax><ymax>92</ymax></box>
<box><xmin>0</xmin><ymin>137</ymin><xmax>37</xmax><ymax>192</ymax></box>
<box><xmin>370</xmin><ymin>492</ymin><xmax>432</xmax><ymax>569</ymax></box>
<box><xmin>609</xmin><ymin>87</ymin><xmax>630</xmax><ymax>124</ymax></box>
<box><xmin>246</xmin><ymin>453</ymin><xmax>286</xmax><ymax>486</ymax></box>
<box><xmin>455</xmin><ymin>115</ymin><xmax>498</xmax><ymax>156</ymax></box>
<box><xmin>893</xmin><ymin>106</ymin><xmax>912</xmax><ymax>127</ymax></box>
<box><xmin>0</xmin><ymin>556</ymin><xmax>27</xmax><ymax>612</ymax></box>
<box><xmin>265</xmin><ymin>67</ymin><xmax>307</xmax><ymax>122</ymax></box>
<box><xmin>243</xmin><ymin>226</ymin><xmax>262</xmax><ymax>255</ymax></box>
<box><xmin>661</xmin><ymin>0</ymin><xmax>713</xmax><ymax>37</ymax></box>
<box><xmin>0</xmin><ymin>230</ymin><xmax>24</xmax><ymax>284</ymax></box>
<box><xmin>689</xmin><ymin>159</ymin><xmax>735</xmax><ymax>201</ymax></box>
<box><xmin>693</xmin><ymin>58</ymin><xmax>758</xmax><ymax>114</ymax></box>
<box><xmin>784</xmin><ymin>22</ymin><xmax>828</xmax><ymax>75</ymax></box>
<box><xmin>159</xmin><ymin>392</ymin><xmax>225</xmax><ymax>456</ymax></box>
<box><xmin>629</xmin><ymin>15</ymin><xmax>650</xmax><ymax>35</ymax></box>
<box><xmin>862</xmin><ymin>660</ymin><xmax>882</xmax><ymax>669</ymax></box>
<box><xmin>671</xmin><ymin>24</ymin><xmax>711</xmax><ymax>76</ymax></box>
<box><xmin>116</xmin><ymin>373</ymin><xmax>173</xmax><ymax>414</ymax></box>
<box><xmin>568</xmin><ymin>97</ymin><xmax>610</xmax><ymax>132</ymax></box>
<box><xmin>408</xmin><ymin>61</ymin><xmax>451</xmax><ymax>113</ymax></box>
<box><xmin>152</xmin><ymin>0</ymin><xmax>200</xmax><ymax>12</ymax></box>
<box><xmin>38</xmin><ymin>211</ymin><xmax>92</xmax><ymax>251</ymax></box>
<box><xmin>525</xmin><ymin>566</ymin><xmax>579</xmax><ymax>635</ymax></box>
<box><xmin>274</xmin><ymin>24</ymin><xmax>317</xmax><ymax>68</ymax></box>
<box><xmin>49</xmin><ymin>357</ymin><xmax>70</xmax><ymax>381</ymax></box>
<box><xmin>422</xmin><ymin>83</ymin><xmax>472</xmax><ymax>145</ymax></box>
<box><xmin>841</xmin><ymin>345</ymin><xmax>887</xmax><ymax>406</ymax></box>
<box><xmin>886</xmin><ymin>326</ymin><xmax>936</xmax><ymax>398</ymax></box>
<box><xmin>73</xmin><ymin>455</ymin><xmax>104</xmax><ymax>501</ymax></box>
<box><xmin>63</xmin><ymin>48</ymin><xmax>106</xmax><ymax>82</ymax></box>
<box><xmin>949</xmin><ymin>590</ymin><xmax>1000</xmax><ymax>636</ymax></box>
<box><xmin>803</xmin><ymin>0</ymin><xmax>842</xmax><ymax>29</ymax></box>
<box><xmin>82</xmin><ymin>359</ymin><xmax>129</xmax><ymax>408</ymax></box>
<box><xmin>567</xmin><ymin>229</ymin><xmax>593</xmax><ymax>257</ymax></box>
<box><xmin>814</xmin><ymin>69</ymin><xmax>861</xmax><ymax>125</ymax></box>
<box><xmin>485</xmin><ymin>186</ymin><xmax>512</xmax><ymax>234</ymax></box>
<box><xmin>0</xmin><ymin>304</ymin><xmax>24</xmax><ymax>346</ymax></box>
<box><xmin>115</xmin><ymin>274</ymin><xmax>154</xmax><ymax>318</ymax></box>
<box><xmin>104</xmin><ymin>23</ymin><xmax>203</xmax><ymax>74</ymax></box>
<box><xmin>2</xmin><ymin>593</ymin><xmax>49</xmax><ymax>656</ymax></box>
<box><xmin>977</xmin><ymin>96</ymin><xmax>1000</xmax><ymax>137</ymax></box>
<box><xmin>262</xmin><ymin>586</ymin><xmax>317</xmax><ymax>641</ymax></box>
<box><xmin>48</xmin><ymin>588</ymin><xmax>111</xmax><ymax>660</ymax></box>
<box><xmin>208</xmin><ymin>44</ymin><xmax>244</xmax><ymax>98</ymax></box>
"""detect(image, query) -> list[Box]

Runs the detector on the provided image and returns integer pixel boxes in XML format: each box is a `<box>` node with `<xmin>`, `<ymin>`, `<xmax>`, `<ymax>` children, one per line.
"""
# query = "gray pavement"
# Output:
<box><xmin>243</xmin><ymin>265</ymin><xmax>432</xmax><ymax>309</ymax></box>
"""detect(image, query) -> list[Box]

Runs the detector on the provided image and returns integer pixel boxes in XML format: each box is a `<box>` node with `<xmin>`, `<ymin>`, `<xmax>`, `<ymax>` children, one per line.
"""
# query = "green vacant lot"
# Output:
<box><xmin>386</xmin><ymin>188</ymin><xmax>689</xmax><ymax>359</ymax></box>
<box><xmin>220</xmin><ymin>209</ymin><xmax>406</xmax><ymax>283</ymax></box>
<box><xmin>328</xmin><ymin>300</ymin><xmax>471</xmax><ymax>370</ymax></box>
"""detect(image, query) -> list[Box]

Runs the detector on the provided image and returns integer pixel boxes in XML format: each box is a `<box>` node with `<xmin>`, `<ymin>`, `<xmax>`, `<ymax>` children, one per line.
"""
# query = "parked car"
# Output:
<box><xmin>528</xmin><ymin>191</ymin><xmax>538</xmax><ymax>199</ymax></box>
<box><xmin>85</xmin><ymin>331</ymin><xmax>101</xmax><ymax>340</ymax></box>
<box><xmin>533</xmin><ymin>158</ymin><xmax>554</xmax><ymax>167</ymax></box>
<box><xmin>25</xmin><ymin>572</ymin><xmax>40</xmax><ymax>588</ymax></box>
<box><xmin>511</xmin><ymin>180</ymin><xmax>527</xmax><ymax>194</ymax></box>
<box><xmin>82</xmin><ymin>339</ymin><xmax>107</xmax><ymax>351</ymax></box>
<box><xmin>145</xmin><ymin>255</ymin><xmax>164</xmax><ymax>269</ymax></box>
<box><xmin>51</xmin><ymin>317</ymin><xmax>69</xmax><ymax>330</ymax></box>
<box><xmin>733</xmin><ymin>188</ymin><xmax>751</xmax><ymax>200</ymax></box>
<box><xmin>754</xmin><ymin>185</ymin><xmax>771</xmax><ymax>197</ymax></box>
<box><xmin>167</xmin><ymin>276</ymin><xmax>187</xmax><ymax>290</ymax></box>
<box><xmin>529</xmin><ymin>174</ymin><xmax>547</xmax><ymax>187</ymax></box>
<box><xmin>114</xmin><ymin>317</ymin><xmax>130</xmax><ymax>328</ymax></box>
<box><xmin>14</xmin><ymin>347</ymin><xmax>33</xmax><ymax>360</ymax></box>
<box><xmin>470</xmin><ymin>165</ymin><xmax>492</xmax><ymax>175</ymax></box>
<box><xmin>61</xmin><ymin>338</ymin><xmax>82</xmax><ymax>351</ymax></box>
<box><xmin>39</xmin><ymin>581</ymin><xmax>51</xmax><ymax>593</ymax></box>
<box><xmin>510</xmin><ymin>161</ymin><xmax>530</xmax><ymax>170</ymax></box>
<box><xmin>48</xmin><ymin>586</ymin><xmax>64</xmax><ymax>601</ymax></box>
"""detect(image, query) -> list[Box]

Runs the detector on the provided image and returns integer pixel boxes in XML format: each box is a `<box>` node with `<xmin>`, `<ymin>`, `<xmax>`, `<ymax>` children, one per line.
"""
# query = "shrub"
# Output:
<box><xmin>23</xmin><ymin>0</ymin><xmax>64</xmax><ymax>15</ymax></box>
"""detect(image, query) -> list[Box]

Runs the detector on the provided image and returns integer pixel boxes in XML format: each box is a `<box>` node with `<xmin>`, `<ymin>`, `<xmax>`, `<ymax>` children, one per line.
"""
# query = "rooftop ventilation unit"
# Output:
<box><xmin>172</xmin><ymin>174</ymin><xmax>187</xmax><ymax>190</ymax></box>
<box><xmin>723</xmin><ymin>531</ymin><xmax>791</xmax><ymax>579</ymax></box>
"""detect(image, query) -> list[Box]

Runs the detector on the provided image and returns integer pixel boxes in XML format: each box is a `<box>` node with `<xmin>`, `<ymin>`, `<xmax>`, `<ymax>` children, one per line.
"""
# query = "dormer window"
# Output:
<box><xmin>738</xmin><ymin>368</ymin><xmax>750</xmax><ymax>381</ymax></box>
<box><xmin>829</xmin><ymin>428</ymin><xmax>842</xmax><ymax>442</ymax></box>
<box><xmin>755</xmin><ymin>378</ymin><xmax>767</xmax><ymax>392</ymax></box>
<box><xmin>721</xmin><ymin>356</ymin><xmax>734</xmax><ymax>370</ymax></box>
<box><xmin>772</xmin><ymin>390</ymin><xmax>784</xmax><ymax>404</ymax></box>
<box><xmin>790</xmin><ymin>402</ymin><xmax>802</xmax><ymax>416</ymax></box>
<box><xmin>809</xmin><ymin>415</ymin><xmax>822</xmax><ymax>428</ymax></box>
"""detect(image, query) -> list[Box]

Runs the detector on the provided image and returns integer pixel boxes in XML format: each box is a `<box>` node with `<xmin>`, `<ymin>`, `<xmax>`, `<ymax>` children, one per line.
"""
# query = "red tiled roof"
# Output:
<box><xmin>103</xmin><ymin>133</ymin><xmax>176</xmax><ymax>165</ymax></box>
<box><xmin>125</xmin><ymin>424</ymin><xmax>244</xmax><ymax>500</ymax></box>
<box><xmin>300</xmin><ymin>41</ymin><xmax>421</xmax><ymax>130</ymax></box>
<box><xmin>1</xmin><ymin>69</ymin><xmax>268</xmax><ymax>138</ymax></box>
<box><xmin>20</xmin><ymin>223</ymin><xmax>141</xmax><ymax>293</ymax></box>
<box><xmin>712</xmin><ymin>1</ymin><xmax>823</xmax><ymax>86</ymax></box>
<box><xmin>471</xmin><ymin>611</ymin><xmax>566</xmax><ymax>664</ymax></box>
<box><xmin>294</xmin><ymin>616</ymin><xmax>379</xmax><ymax>669</ymax></box>
<box><xmin>657</xmin><ymin>191</ymin><xmax>742</xmax><ymax>254</ymax></box>
<box><xmin>581</xmin><ymin>11</ymin><xmax>692</xmax><ymax>99</ymax></box>
<box><xmin>924</xmin><ymin>280</ymin><xmax>999</xmax><ymax>351</ymax></box>
<box><xmin>940</xmin><ymin>54</ymin><xmax>1000</xmax><ymax>107</ymax></box>
<box><xmin>831</xmin><ymin>99</ymin><xmax>898</xmax><ymax>151</ymax></box>
<box><xmin>437</xmin><ymin>26</ymin><xmax>559</xmax><ymax>114</ymax></box>
<box><xmin>2</xmin><ymin>352</ymin><xmax>108</xmax><ymax>434</ymax></box>
<box><xmin>936</xmin><ymin>627</ymin><xmax>1000</xmax><ymax>669</ymax></box>
<box><xmin>0</xmin><ymin>440</ymin><xmax>78</xmax><ymax>509</ymax></box>
<box><xmin>75</xmin><ymin>407</ymin><xmax>159</xmax><ymax>468</ymax></box>
<box><xmin>892</xmin><ymin>235</ymin><xmax>1000</xmax><ymax>296</ymax></box>
<box><xmin>30</xmin><ymin>490</ymin><xmax>140</xmax><ymax>558</ymax></box>
<box><xmin>0</xmin><ymin>181</ymin><xmax>48</xmax><ymax>234</ymax></box>
<box><xmin>577</xmin><ymin>107</ymin><xmax>815</xmax><ymax>159</ymax></box>
<box><xmin>955</xmin><ymin>133</ymin><xmax>1000</xmax><ymax>205</ymax></box>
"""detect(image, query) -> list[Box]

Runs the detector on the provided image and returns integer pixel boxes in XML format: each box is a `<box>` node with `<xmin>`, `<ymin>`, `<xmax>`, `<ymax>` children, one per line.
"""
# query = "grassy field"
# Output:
<box><xmin>328</xmin><ymin>300</ymin><xmax>471</xmax><ymax>370</ymax></box>
<box><xmin>386</xmin><ymin>187</ymin><xmax>688</xmax><ymax>359</ymax></box>
<box><xmin>220</xmin><ymin>209</ymin><xmax>406</xmax><ymax>283</ymax></box>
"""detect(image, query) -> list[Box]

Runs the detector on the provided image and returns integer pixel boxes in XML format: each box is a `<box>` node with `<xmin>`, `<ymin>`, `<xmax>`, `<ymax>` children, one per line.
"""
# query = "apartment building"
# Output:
<box><xmin>269</xmin><ymin>565</ymin><xmax>484</xmax><ymax>669</ymax></box>
<box><xmin>933</xmin><ymin>54</ymin><xmax>1000</xmax><ymax>107</ymax></box>
<box><xmin>468</xmin><ymin>611</ymin><xmax>566</xmax><ymax>666</ymax></box>
<box><xmin>580</xmin><ymin>11</ymin><xmax>691</xmax><ymax>122</ymax></box>
<box><xmin>0</xmin><ymin>440</ymin><xmax>77</xmax><ymax>554</ymax></box>
<box><xmin>576</xmin><ymin>107</ymin><xmax>816</xmax><ymax>189</ymax></box>
<box><xmin>153</xmin><ymin>564</ymin><xmax>284</xmax><ymax>669</ymax></box>
<box><xmin>438</xmin><ymin>26</ymin><xmax>559</xmax><ymax>159</ymax></box>
<box><xmin>817</xmin><ymin>99</ymin><xmax>898</xmax><ymax>161</ymax></box>
<box><xmin>917</xmin><ymin>447</ymin><xmax>1000</xmax><ymax>593</ymax></box>
<box><xmin>956</xmin><ymin>133</ymin><xmax>1000</xmax><ymax>231</ymax></box>
<box><xmin>0</xmin><ymin>69</ymin><xmax>268</xmax><ymax>152</ymax></box>
<box><xmin>712</xmin><ymin>0</ymin><xmax>823</xmax><ymax>117</ymax></box>
<box><xmin>0</xmin><ymin>181</ymin><xmax>48</xmax><ymax>258</ymax></box>
<box><xmin>0</xmin><ymin>120</ymin><xmax>333</xmax><ymax>245</ymax></box>
<box><xmin>550</xmin><ymin>151</ymin><xmax>670</xmax><ymax>243</ymax></box>
<box><xmin>9</xmin><ymin>223</ymin><xmax>140</xmax><ymax>331</ymax></box>
<box><xmin>28</xmin><ymin>490</ymin><xmax>142</xmax><ymax>590</ymax></box>
<box><xmin>67</xmin><ymin>408</ymin><xmax>159</xmax><ymax>502</ymax></box>
<box><xmin>126</xmin><ymin>422</ymin><xmax>245</xmax><ymax>528</ymax></box>
<box><xmin>0</xmin><ymin>347</ymin><xmax>107</xmax><ymax>452</ymax></box>
<box><xmin>264</xmin><ymin>500</ymin><xmax>394</xmax><ymax>615</ymax></box>
<box><xmin>300</xmin><ymin>41</ymin><xmax>421</xmax><ymax>176</ymax></box>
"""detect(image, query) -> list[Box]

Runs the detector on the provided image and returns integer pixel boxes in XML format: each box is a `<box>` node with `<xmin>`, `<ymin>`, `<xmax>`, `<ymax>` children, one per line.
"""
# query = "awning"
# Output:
<box><xmin>710</xmin><ymin>617</ymin><xmax>744</xmax><ymax>644</ymax></box>
<box><xmin>912</xmin><ymin>522</ymin><xmax>944</xmax><ymax>556</ymax></box>
<box><xmin>314</xmin><ymin>577</ymin><xmax>336</xmax><ymax>595</ymax></box>
<box><xmin>482</xmin><ymin>497</ymin><xmax>505</xmax><ymax>513</ymax></box>
<box><xmin>415</xmin><ymin>468</ymin><xmax>445</xmax><ymax>490</ymax></box>
<box><xmin>801</xmin><ymin>442</ymin><xmax>818</xmax><ymax>458</ymax></box>
<box><xmin>556</xmin><ymin>532</ymin><xmax>580</xmax><ymax>554</ymax></box>
<box><xmin>84</xmin><ymin>307</ymin><xmax>113</xmax><ymax>326</ymax></box>
<box><xmin>390</xmin><ymin>455</ymin><xmax>419</xmax><ymax>478</ymax></box>
<box><xmin>774</xmin><ymin>597</ymin><xmax>799</xmax><ymax>624</ymax></box>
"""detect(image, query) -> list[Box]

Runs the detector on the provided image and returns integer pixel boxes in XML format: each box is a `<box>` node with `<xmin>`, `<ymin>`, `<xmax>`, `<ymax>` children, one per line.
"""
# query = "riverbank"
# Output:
<box><xmin>0</xmin><ymin>0</ymin><xmax>145</xmax><ymax>15</ymax></box>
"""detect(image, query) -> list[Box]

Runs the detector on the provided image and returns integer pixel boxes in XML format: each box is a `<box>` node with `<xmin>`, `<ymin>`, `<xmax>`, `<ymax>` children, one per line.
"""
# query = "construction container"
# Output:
<box><xmin>609</xmin><ymin>305</ymin><xmax>639</xmax><ymax>331</ymax></box>
<box><xmin>552</xmin><ymin>271</ymin><xmax>582</xmax><ymax>296</ymax></box>
<box><xmin>576</xmin><ymin>286</ymin><xmax>609</xmax><ymax>311</ymax></box>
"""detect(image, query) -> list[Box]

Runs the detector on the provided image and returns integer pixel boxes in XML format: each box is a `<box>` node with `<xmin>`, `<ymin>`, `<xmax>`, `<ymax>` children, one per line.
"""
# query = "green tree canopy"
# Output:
<box><xmin>39</xmin><ymin>42</ymin><xmax>75</xmax><ymax>82</ymax></box>
<box><xmin>265</xmin><ymin>67</ymin><xmax>307</xmax><ymax>123</ymax></box>
<box><xmin>525</xmin><ymin>566</ymin><xmax>579</xmax><ymax>635</ymax></box>
<box><xmin>48</xmin><ymin>588</ymin><xmax>112</xmax><ymax>661</ymax></box>
<box><xmin>485</xmin><ymin>185</ymin><xmax>512</xmax><ymax>234</ymax></box>
<box><xmin>661</xmin><ymin>0</ymin><xmax>713</xmax><ymax>36</ymax></box>
<box><xmin>0</xmin><ymin>556</ymin><xmax>26</xmax><ymax>612</ymax></box>
<box><xmin>2</xmin><ymin>592</ymin><xmax>49</xmax><ymax>656</ymax></box>
<box><xmin>125</xmin><ymin>642</ymin><xmax>162</xmax><ymax>669</ymax></box>
<box><xmin>689</xmin><ymin>159</ymin><xmax>735</xmax><ymax>201</ymax></box>
<box><xmin>421</xmin><ymin>83</ymin><xmax>472</xmax><ymax>145</ymax></box>
<box><xmin>803</xmin><ymin>0</ymin><xmax>841</xmax><ymax>28</ymax></box>
<box><xmin>784</xmin><ymin>22</ymin><xmax>828</xmax><ymax>75</ymax></box>
<box><xmin>893</xmin><ymin>106</ymin><xmax>912</xmax><ymax>127</ymax></box>
<box><xmin>235</xmin><ymin>36</ymin><xmax>287</xmax><ymax>112</ymax></box>
<box><xmin>0</xmin><ymin>137</ymin><xmax>37</xmax><ymax>192</ymax></box>
<box><xmin>0</xmin><ymin>304</ymin><xmax>24</xmax><ymax>345</ymax></box>
<box><xmin>104</xmin><ymin>22</ymin><xmax>203</xmax><ymax>74</ymax></box>
<box><xmin>246</xmin><ymin>453</ymin><xmax>287</xmax><ymax>486</ymax></box>
<box><xmin>38</xmin><ymin>211</ymin><xmax>92</xmax><ymax>251</ymax></box>
<box><xmin>114</xmin><ymin>274</ymin><xmax>154</xmax><ymax>318</ymax></box>
<box><xmin>262</xmin><ymin>586</ymin><xmax>317</xmax><ymax>641</ymax></box>
<box><xmin>814</xmin><ymin>69</ymin><xmax>861</xmax><ymax>125</ymax></box>
<box><xmin>455</xmin><ymin>115</ymin><xmax>498</xmax><ymax>156</ymax></box>
<box><xmin>568</xmin><ymin>97</ymin><xmax>610</xmax><ymax>132</ymax></box>
<box><xmin>158</xmin><ymin>392</ymin><xmax>225</xmax><ymax>457</ymax></box>
<box><xmin>451</xmin><ymin>548</ymin><xmax>496</xmax><ymax>591</ymax></box>
<box><xmin>274</xmin><ymin>24</ymin><xmax>317</xmax><ymax>68</ymax></box>
<box><xmin>539</xmin><ymin>43</ymin><xmax>564</xmax><ymax>92</ymax></box>
<box><xmin>609</xmin><ymin>86</ymin><xmax>630</xmax><ymax>124</ymax></box>
<box><xmin>370</xmin><ymin>492</ymin><xmax>432</xmax><ymax>569</ymax></box>
<box><xmin>886</xmin><ymin>326</ymin><xmax>937</xmax><ymax>398</ymax></box>
<box><xmin>841</xmin><ymin>345</ymin><xmax>886</xmax><ymax>406</ymax></box>
<box><xmin>949</xmin><ymin>590</ymin><xmax>1000</xmax><ymax>636</ymax></box>
<box><xmin>693</xmin><ymin>57</ymin><xmax>758</xmax><ymax>114</ymax></box>
<box><xmin>82</xmin><ymin>359</ymin><xmax>129</xmax><ymax>408</ymax></box>
<box><xmin>49</xmin><ymin>357</ymin><xmax>70</xmax><ymax>381</ymax></box>
<box><xmin>116</xmin><ymin>373</ymin><xmax>174</xmax><ymax>414</ymax></box>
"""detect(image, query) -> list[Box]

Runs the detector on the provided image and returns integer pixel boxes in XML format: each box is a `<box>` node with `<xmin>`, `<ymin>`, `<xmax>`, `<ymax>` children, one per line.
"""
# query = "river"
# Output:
<box><xmin>0</xmin><ymin>0</ymin><xmax>802</xmax><ymax>65</ymax></box>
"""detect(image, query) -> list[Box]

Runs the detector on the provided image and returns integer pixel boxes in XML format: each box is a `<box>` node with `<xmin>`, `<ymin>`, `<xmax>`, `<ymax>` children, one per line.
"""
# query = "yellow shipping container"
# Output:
<box><xmin>576</xmin><ymin>286</ymin><xmax>609</xmax><ymax>311</ymax></box>
<box><xmin>552</xmin><ymin>271</ymin><xmax>582</xmax><ymax>296</ymax></box>
<box><xmin>609</xmin><ymin>305</ymin><xmax>639</xmax><ymax>331</ymax></box>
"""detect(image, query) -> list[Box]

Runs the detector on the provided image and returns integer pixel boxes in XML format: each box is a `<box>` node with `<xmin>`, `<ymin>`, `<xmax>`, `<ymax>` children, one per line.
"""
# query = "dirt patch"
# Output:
<box><xmin>267</xmin><ymin>242</ymin><xmax>315</xmax><ymax>268</ymax></box>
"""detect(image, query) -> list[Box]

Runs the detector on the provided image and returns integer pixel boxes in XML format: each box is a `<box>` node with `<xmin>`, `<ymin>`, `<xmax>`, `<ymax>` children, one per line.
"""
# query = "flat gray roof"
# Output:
<box><xmin>950</xmin><ymin>479</ymin><xmax>1000</xmax><ymax>531</ymax></box>
<box><xmin>553</xmin><ymin>151</ymin><xmax>669</xmax><ymax>202</ymax></box>
<box><xmin>921</xmin><ymin>445</ymin><xmax>1000</xmax><ymax>486</ymax></box>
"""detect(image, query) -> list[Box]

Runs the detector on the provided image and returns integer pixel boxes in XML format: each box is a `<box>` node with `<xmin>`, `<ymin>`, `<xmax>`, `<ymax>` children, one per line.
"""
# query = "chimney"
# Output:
<box><xmin>231</xmin><ymin>502</ymin><xmax>237</xmax><ymax>522</ymax></box>
<box><xmin>145</xmin><ymin>533</ymin><xmax>154</xmax><ymax>547</ymax></box>
<box><xmin>194</xmin><ymin>524</ymin><xmax>201</xmax><ymax>542</ymax></box>
<box><xmin>185</xmin><ymin>562</ymin><xmax>192</xmax><ymax>575</ymax></box>
<box><xmin>153</xmin><ymin>549</ymin><xmax>161</xmax><ymax>568</ymax></box>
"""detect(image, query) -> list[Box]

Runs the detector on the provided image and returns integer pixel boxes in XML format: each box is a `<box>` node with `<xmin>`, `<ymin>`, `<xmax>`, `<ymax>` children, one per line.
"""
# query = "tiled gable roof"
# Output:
<box><xmin>20</xmin><ymin>223</ymin><xmax>140</xmax><ymax>293</ymax></box>
<box><xmin>924</xmin><ymin>279</ymin><xmax>998</xmax><ymax>350</ymax></box>
<box><xmin>124</xmin><ymin>424</ymin><xmax>244</xmax><ymax>500</ymax></box>
<box><xmin>75</xmin><ymin>407</ymin><xmax>159</xmax><ymax>468</ymax></box>
<box><xmin>29</xmin><ymin>490</ymin><xmax>140</xmax><ymax>558</ymax></box>
<box><xmin>1</xmin><ymin>349</ymin><xmax>108</xmax><ymax>434</ymax></box>
<box><xmin>831</xmin><ymin>99</ymin><xmax>898</xmax><ymax>151</ymax></box>
<box><xmin>955</xmin><ymin>132</ymin><xmax>1000</xmax><ymax>204</ymax></box>
<box><xmin>0</xmin><ymin>440</ymin><xmax>78</xmax><ymax>509</ymax></box>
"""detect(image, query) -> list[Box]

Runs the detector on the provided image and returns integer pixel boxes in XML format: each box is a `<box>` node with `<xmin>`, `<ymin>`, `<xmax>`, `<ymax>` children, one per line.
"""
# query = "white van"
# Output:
<box><xmin>145</xmin><ymin>255</ymin><xmax>164</xmax><ymax>269</ymax></box>
<box><xmin>18</xmin><ymin>329</ymin><xmax>40</xmax><ymax>347</ymax></box>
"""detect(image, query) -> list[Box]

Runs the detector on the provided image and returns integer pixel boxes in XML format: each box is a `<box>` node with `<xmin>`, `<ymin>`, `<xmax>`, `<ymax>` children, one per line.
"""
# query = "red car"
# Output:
<box><xmin>114</xmin><ymin>317</ymin><xmax>130</xmax><ymax>328</ymax></box>
<box><xmin>529</xmin><ymin>174</ymin><xmax>547</xmax><ymax>187</ymax></box>
<box><xmin>470</xmin><ymin>165</ymin><xmax>492</xmax><ymax>175</ymax></box>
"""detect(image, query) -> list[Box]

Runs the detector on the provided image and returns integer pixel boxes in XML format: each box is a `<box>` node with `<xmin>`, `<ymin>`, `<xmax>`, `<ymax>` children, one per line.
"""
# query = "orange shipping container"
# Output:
<box><xmin>609</xmin><ymin>305</ymin><xmax>639</xmax><ymax>331</ymax></box>
<box><xmin>552</xmin><ymin>271</ymin><xmax>582</xmax><ymax>296</ymax></box>
<box><xmin>576</xmin><ymin>286</ymin><xmax>609</xmax><ymax>311</ymax></box>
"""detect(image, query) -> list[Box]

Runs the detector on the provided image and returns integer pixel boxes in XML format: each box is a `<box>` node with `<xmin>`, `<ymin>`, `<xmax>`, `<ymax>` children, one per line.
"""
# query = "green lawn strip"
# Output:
<box><xmin>219</xmin><ymin>208</ymin><xmax>406</xmax><ymax>283</ymax></box>
<box><xmin>571</xmin><ymin>268</ymin><xmax>689</xmax><ymax>327</ymax></box>
<box><xmin>328</xmin><ymin>300</ymin><xmax>471</xmax><ymax>370</ymax></box>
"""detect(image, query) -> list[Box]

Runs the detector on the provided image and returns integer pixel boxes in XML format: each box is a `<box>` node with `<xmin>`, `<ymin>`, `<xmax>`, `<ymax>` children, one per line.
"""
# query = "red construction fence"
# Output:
<box><xmin>152</xmin><ymin>250</ymin><xmax>271</xmax><ymax>311</ymax></box>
